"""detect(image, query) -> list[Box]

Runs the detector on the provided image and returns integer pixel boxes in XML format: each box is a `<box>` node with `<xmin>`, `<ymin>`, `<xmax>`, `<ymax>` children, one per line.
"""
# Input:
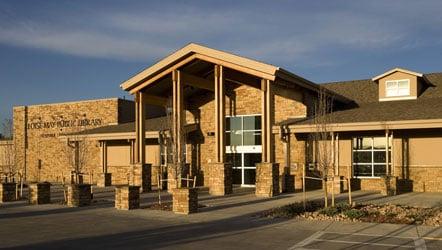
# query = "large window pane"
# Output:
<box><xmin>353</xmin><ymin>151</ymin><xmax>371</xmax><ymax>163</ymax></box>
<box><xmin>244</xmin><ymin>153</ymin><xmax>261</xmax><ymax>167</ymax></box>
<box><xmin>373</xmin><ymin>164</ymin><xmax>386</xmax><ymax>176</ymax></box>
<box><xmin>354</xmin><ymin>165</ymin><xmax>372</xmax><ymax>177</ymax></box>
<box><xmin>353</xmin><ymin>138</ymin><xmax>372</xmax><ymax>150</ymax></box>
<box><xmin>244</xmin><ymin>169</ymin><xmax>256</xmax><ymax>185</ymax></box>
<box><xmin>373</xmin><ymin>137</ymin><xmax>389</xmax><ymax>149</ymax></box>
<box><xmin>243</xmin><ymin>131</ymin><xmax>261</xmax><ymax>145</ymax></box>
<box><xmin>226</xmin><ymin>153</ymin><xmax>241</xmax><ymax>168</ymax></box>
<box><xmin>226</xmin><ymin>117</ymin><xmax>241</xmax><ymax>131</ymax></box>
<box><xmin>232</xmin><ymin>169</ymin><xmax>242</xmax><ymax>185</ymax></box>
<box><xmin>228</xmin><ymin>131</ymin><xmax>242</xmax><ymax>146</ymax></box>
<box><xmin>244</xmin><ymin>116</ymin><xmax>261</xmax><ymax>130</ymax></box>
<box><xmin>373</xmin><ymin>151</ymin><xmax>386</xmax><ymax>163</ymax></box>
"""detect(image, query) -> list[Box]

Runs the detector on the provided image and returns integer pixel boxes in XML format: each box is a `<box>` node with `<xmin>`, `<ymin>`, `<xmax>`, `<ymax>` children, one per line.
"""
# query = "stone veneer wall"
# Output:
<box><xmin>13</xmin><ymin>98</ymin><xmax>133</xmax><ymax>183</ymax></box>
<box><xmin>196</xmin><ymin>83</ymin><xmax>307</xmax><ymax>187</ymax></box>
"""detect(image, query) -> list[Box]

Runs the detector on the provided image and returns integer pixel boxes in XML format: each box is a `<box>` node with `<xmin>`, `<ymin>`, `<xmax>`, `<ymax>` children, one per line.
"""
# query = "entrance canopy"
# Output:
<box><xmin>120</xmin><ymin>43</ymin><xmax>350</xmax><ymax>103</ymax></box>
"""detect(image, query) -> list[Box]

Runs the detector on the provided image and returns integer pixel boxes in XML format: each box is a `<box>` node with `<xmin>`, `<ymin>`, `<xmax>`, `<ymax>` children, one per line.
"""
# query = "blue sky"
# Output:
<box><xmin>1</xmin><ymin>0</ymin><xmax>442</xmax><ymax>123</ymax></box>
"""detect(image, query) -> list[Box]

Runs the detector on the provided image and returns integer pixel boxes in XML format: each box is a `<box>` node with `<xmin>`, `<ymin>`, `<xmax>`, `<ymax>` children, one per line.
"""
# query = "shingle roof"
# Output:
<box><xmin>283</xmin><ymin>72</ymin><xmax>442</xmax><ymax>126</ymax></box>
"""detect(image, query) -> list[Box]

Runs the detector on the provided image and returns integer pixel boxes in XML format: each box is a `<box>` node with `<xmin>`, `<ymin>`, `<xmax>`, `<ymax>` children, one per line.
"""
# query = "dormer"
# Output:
<box><xmin>372</xmin><ymin>68</ymin><xmax>424</xmax><ymax>102</ymax></box>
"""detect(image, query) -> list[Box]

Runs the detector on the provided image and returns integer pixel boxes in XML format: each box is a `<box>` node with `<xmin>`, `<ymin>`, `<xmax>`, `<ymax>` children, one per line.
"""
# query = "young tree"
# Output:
<box><xmin>61</xmin><ymin>113</ymin><xmax>92</xmax><ymax>184</ymax></box>
<box><xmin>1</xmin><ymin>119</ymin><xmax>17</xmax><ymax>183</ymax></box>
<box><xmin>311</xmin><ymin>87</ymin><xmax>334</xmax><ymax>208</ymax></box>
<box><xmin>165</xmin><ymin>97</ymin><xmax>187</xmax><ymax>190</ymax></box>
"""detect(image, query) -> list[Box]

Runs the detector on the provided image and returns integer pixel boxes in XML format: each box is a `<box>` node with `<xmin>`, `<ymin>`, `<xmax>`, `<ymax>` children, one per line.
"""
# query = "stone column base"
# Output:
<box><xmin>167</xmin><ymin>163</ymin><xmax>190</xmax><ymax>193</ymax></box>
<box><xmin>130</xmin><ymin>163</ymin><xmax>151</xmax><ymax>192</ymax></box>
<box><xmin>0</xmin><ymin>183</ymin><xmax>16</xmax><ymax>203</ymax></box>
<box><xmin>67</xmin><ymin>184</ymin><xmax>92</xmax><ymax>207</ymax></box>
<box><xmin>29</xmin><ymin>182</ymin><xmax>51</xmax><ymax>205</ymax></box>
<box><xmin>172</xmin><ymin>187</ymin><xmax>198</xmax><ymax>214</ymax></box>
<box><xmin>97</xmin><ymin>173</ymin><xmax>112</xmax><ymax>187</ymax></box>
<box><xmin>381</xmin><ymin>176</ymin><xmax>398</xmax><ymax>196</ymax></box>
<box><xmin>209</xmin><ymin>162</ymin><xmax>232</xmax><ymax>196</ymax></box>
<box><xmin>279</xmin><ymin>173</ymin><xmax>295</xmax><ymax>193</ymax></box>
<box><xmin>326</xmin><ymin>176</ymin><xmax>345</xmax><ymax>194</ymax></box>
<box><xmin>115</xmin><ymin>185</ymin><xmax>140</xmax><ymax>210</ymax></box>
<box><xmin>256</xmin><ymin>163</ymin><xmax>279</xmax><ymax>197</ymax></box>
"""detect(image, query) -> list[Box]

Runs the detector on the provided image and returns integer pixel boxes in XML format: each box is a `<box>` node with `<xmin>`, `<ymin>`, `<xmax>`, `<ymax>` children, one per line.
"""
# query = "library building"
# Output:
<box><xmin>5</xmin><ymin>43</ymin><xmax>442</xmax><ymax>196</ymax></box>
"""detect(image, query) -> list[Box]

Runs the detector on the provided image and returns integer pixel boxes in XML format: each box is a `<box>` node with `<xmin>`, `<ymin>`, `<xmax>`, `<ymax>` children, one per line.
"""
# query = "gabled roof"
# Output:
<box><xmin>372</xmin><ymin>67</ymin><xmax>423</xmax><ymax>81</ymax></box>
<box><xmin>120</xmin><ymin>43</ymin><xmax>353</xmax><ymax>103</ymax></box>
<box><xmin>121</xmin><ymin>43</ymin><xmax>280</xmax><ymax>92</ymax></box>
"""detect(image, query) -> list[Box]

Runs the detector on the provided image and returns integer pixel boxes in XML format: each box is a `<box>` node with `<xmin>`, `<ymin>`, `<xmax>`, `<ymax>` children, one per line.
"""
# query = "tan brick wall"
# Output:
<box><xmin>13</xmin><ymin>98</ymin><xmax>129</xmax><ymax>183</ymax></box>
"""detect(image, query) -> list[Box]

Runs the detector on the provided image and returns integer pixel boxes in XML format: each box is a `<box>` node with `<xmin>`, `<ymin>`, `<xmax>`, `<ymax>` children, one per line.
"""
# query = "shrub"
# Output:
<box><xmin>319</xmin><ymin>206</ymin><xmax>339</xmax><ymax>217</ymax></box>
<box><xmin>336</xmin><ymin>202</ymin><xmax>351</xmax><ymax>212</ymax></box>
<box><xmin>344</xmin><ymin>209</ymin><xmax>366</xmax><ymax>219</ymax></box>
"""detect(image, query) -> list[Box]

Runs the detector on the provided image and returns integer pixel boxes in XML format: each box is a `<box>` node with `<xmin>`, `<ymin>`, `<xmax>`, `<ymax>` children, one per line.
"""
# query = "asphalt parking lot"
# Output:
<box><xmin>0</xmin><ymin>186</ymin><xmax>441</xmax><ymax>249</ymax></box>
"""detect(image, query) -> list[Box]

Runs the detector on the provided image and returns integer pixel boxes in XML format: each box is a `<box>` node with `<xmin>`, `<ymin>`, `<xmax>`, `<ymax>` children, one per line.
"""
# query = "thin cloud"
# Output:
<box><xmin>0</xmin><ymin>1</ymin><xmax>440</xmax><ymax>66</ymax></box>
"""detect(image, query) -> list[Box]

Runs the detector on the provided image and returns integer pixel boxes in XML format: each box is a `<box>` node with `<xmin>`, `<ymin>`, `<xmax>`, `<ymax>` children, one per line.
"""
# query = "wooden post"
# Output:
<box><xmin>261</xmin><ymin>79</ymin><xmax>267</xmax><ymax>162</ymax></box>
<box><xmin>214</xmin><ymin>65</ymin><xmax>225</xmax><ymax>163</ymax></box>
<box><xmin>158</xmin><ymin>174</ymin><xmax>161</xmax><ymax>205</ymax></box>
<box><xmin>323</xmin><ymin>178</ymin><xmax>328</xmax><ymax>208</ymax></box>
<box><xmin>391</xmin><ymin>131</ymin><xmax>394</xmax><ymax>176</ymax></box>
<box><xmin>348</xmin><ymin>165</ymin><xmax>352</xmax><ymax>206</ymax></box>
<box><xmin>331</xmin><ymin>176</ymin><xmax>335</xmax><ymax>207</ymax></box>
<box><xmin>193</xmin><ymin>176</ymin><xmax>197</xmax><ymax>188</ymax></box>
<box><xmin>261</xmin><ymin>79</ymin><xmax>273</xmax><ymax>162</ymax></box>
<box><xmin>302</xmin><ymin>164</ymin><xmax>306</xmax><ymax>210</ymax></box>
<box><xmin>386</xmin><ymin>130</ymin><xmax>389</xmax><ymax>175</ymax></box>
<box><xmin>139</xmin><ymin>92</ymin><xmax>146</xmax><ymax>165</ymax></box>
<box><xmin>187</xmin><ymin>174</ymin><xmax>190</xmax><ymax>188</ymax></box>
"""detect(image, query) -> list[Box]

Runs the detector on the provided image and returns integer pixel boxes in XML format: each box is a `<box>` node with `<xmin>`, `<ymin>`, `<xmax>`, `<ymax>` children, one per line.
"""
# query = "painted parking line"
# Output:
<box><xmin>289</xmin><ymin>231</ymin><xmax>428</xmax><ymax>250</ymax></box>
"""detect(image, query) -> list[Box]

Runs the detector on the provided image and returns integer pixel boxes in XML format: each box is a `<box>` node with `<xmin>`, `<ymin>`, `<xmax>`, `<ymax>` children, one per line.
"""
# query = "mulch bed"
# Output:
<box><xmin>260</xmin><ymin>201</ymin><xmax>442</xmax><ymax>226</ymax></box>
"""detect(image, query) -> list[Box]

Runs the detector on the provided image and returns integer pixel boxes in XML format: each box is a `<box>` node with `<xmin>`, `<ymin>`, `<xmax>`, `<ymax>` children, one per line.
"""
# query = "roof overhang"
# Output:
<box><xmin>372</xmin><ymin>67</ymin><xmax>423</xmax><ymax>81</ymax></box>
<box><xmin>121</xmin><ymin>43</ymin><xmax>279</xmax><ymax>94</ymax></box>
<box><xmin>288</xmin><ymin>118</ymin><xmax>442</xmax><ymax>133</ymax></box>
<box><xmin>59</xmin><ymin>123</ymin><xmax>198</xmax><ymax>141</ymax></box>
<box><xmin>120</xmin><ymin>43</ymin><xmax>353</xmax><ymax>104</ymax></box>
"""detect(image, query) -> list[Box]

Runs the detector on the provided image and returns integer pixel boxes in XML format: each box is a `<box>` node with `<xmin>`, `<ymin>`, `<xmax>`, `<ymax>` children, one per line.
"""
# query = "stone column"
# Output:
<box><xmin>209</xmin><ymin>162</ymin><xmax>232</xmax><ymax>196</ymax></box>
<box><xmin>67</xmin><ymin>184</ymin><xmax>91</xmax><ymax>207</ymax></box>
<box><xmin>0</xmin><ymin>183</ymin><xmax>16</xmax><ymax>203</ymax></box>
<box><xmin>29</xmin><ymin>182</ymin><xmax>51</xmax><ymax>205</ymax></box>
<box><xmin>256</xmin><ymin>163</ymin><xmax>279</xmax><ymax>197</ymax></box>
<box><xmin>115</xmin><ymin>185</ymin><xmax>140</xmax><ymax>210</ymax></box>
<box><xmin>172</xmin><ymin>187</ymin><xmax>198</xmax><ymax>214</ymax></box>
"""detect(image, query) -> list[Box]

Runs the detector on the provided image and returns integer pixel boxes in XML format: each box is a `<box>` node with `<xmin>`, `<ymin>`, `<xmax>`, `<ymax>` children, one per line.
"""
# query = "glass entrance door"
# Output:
<box><xmin>225</xmin><ymin>115</ymin><xmax>261</xmax><ymax>186</ymax></box>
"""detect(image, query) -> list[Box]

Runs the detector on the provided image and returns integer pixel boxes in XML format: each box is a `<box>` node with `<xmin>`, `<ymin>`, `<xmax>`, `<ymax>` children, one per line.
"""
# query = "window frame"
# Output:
<box><xmin>385</xmin><ymin>79</ymin><xmax>410</xmax><ymax>97</ymax></box>
<box><xmin>352</xmin><ymin>136</ymin><xmax>391</xmax><ymax>178</ymax></box>
<box><xmin>225</xmin><ymin>114</ymin><xmax>262</xmax><ymax>149</ymax></box>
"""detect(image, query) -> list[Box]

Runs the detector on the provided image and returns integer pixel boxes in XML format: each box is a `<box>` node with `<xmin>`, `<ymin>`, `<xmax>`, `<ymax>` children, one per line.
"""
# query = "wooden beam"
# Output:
<box><xmin>195</xmin><ymin>54</ymin><xmax>275</xmax><ymax>81</ymax></box>
<box><xmin>130</xmin><ymin>55</ymin><xmax>198</xmax><ymax>94</ymax></box>
<box><xmin>180</xmin><ymin>71</ymin><xmax>214</xmax><ymax>91</ymax></box>
<box><xmin>143</xmin><ymin>94</ymin><xmax>168</xmax><ymax>106</ymax></box>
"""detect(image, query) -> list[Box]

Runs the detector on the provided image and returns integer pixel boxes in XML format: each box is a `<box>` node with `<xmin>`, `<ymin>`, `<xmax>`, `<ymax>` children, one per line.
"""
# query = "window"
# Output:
<box><xmin>226</xmin><ymin>115</ymin><xmax>261</xmax><ymax>146</ymax></box>
<box><xmin>385</xmin><ymin>79</ymin><xmax>410</xmax><ymax>97</ymax></box>
<box><xmin>352</xmin><ymin>137</ymin><xmax>391</xmax><ymax>178</ymax></box>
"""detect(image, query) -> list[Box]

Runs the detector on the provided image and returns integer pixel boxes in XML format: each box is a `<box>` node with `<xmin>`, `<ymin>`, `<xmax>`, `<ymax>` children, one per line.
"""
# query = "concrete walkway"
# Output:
<box><xmin>0</xmin><ymin>186</ymin><xmax>440</xmax><ymax>249</ymax></box>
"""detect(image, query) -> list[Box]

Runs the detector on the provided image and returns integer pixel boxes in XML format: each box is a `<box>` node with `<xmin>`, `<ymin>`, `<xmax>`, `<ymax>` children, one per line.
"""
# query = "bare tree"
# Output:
<box><xmin>61</xmin><ymin>113</ymin><xmax>93</xmax><ymax>184</ymax></box>
<box><xmin>1</xmin><ymin>119</ymin><xmax>17</xmax><ymax>182</ymax></box>
<box><xmin>311</xmin><ymin>87</ymin><xmax>334</xmax><ymax>208</ymax></box>
<box><xmin>165</xmin><ymin>97</ymin><xmax>187</xmax><ymax>190</ymax></box>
